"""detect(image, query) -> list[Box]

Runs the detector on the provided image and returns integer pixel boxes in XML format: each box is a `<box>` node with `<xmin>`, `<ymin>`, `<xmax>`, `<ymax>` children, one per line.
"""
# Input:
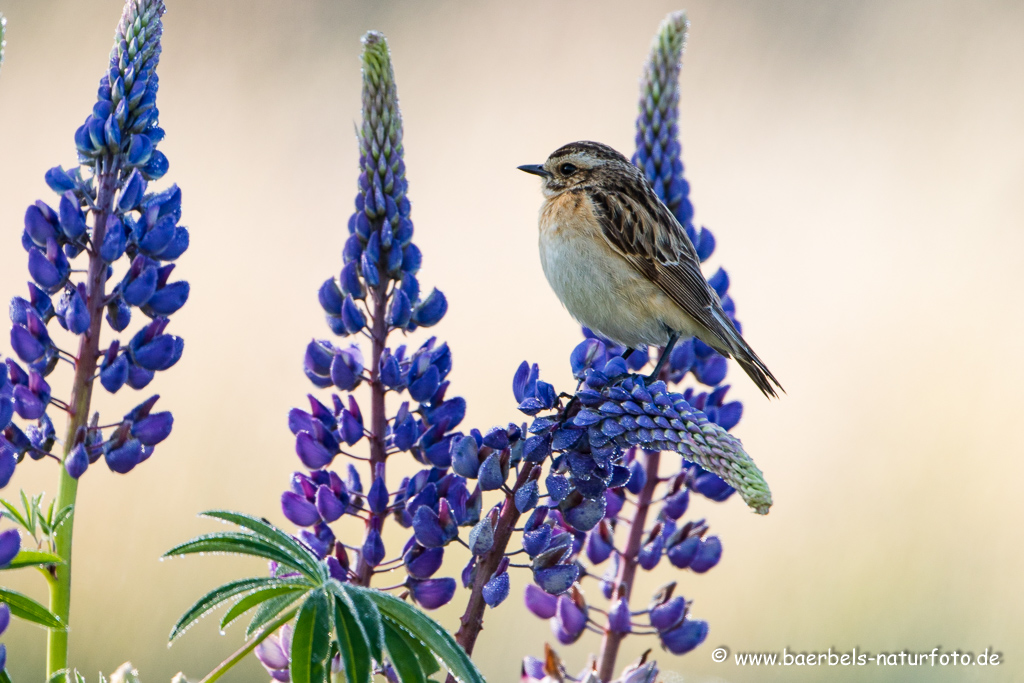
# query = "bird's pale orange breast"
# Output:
<box><xmin>539</xmin><ymin>190</ymin><xmax>602</xmax><ymax>240</ymax></box>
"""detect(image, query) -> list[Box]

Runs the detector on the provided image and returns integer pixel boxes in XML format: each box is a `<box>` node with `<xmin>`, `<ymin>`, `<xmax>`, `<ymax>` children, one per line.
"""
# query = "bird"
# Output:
<box><xmin>518</xmin><ymin>140</ymin><xmax>783</xmax><ymax>398</ymax></box>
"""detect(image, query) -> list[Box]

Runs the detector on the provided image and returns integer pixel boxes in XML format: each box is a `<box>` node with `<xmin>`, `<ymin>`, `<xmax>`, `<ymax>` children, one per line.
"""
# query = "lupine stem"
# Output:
<box><xmin>354</xmin><ymin>275</ymin><xmax>389</xmax><ymax>586</ymax></box>
<box><xmin>449</xmin><ymin>463</ymin><xmax>536</xmax><ymax>677</ymax></box>
<box><xmin>46</xmin><ymin>159</ymin><xmax>119</xmax><ymax>678</ymax></box>
<box><xmin>596</xmin><ymin>450</ymin><xmax>660</xmax><ymax>683</ymax></box>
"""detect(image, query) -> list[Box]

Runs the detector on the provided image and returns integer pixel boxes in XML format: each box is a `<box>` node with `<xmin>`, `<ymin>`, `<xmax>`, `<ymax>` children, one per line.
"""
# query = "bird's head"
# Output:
<box><xmin>518</xmin><ymin>141</ymin><xmax>633</xmax><ymax>197</ymax></box>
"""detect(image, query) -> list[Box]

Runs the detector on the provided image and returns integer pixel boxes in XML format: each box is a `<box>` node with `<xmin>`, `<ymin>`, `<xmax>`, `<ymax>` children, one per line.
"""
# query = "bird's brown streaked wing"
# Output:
<box><xmin>588</xmin><ymin>185</ymin><xmax>729</xmax><ymax>344</ymax></box>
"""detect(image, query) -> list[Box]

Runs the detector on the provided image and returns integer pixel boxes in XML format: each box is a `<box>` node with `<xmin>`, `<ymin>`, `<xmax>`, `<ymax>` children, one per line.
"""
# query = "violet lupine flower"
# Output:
<box><xmin>0</xmin><ymin>0</ymin><xmax>185</xmax><ymax>485</ymax></box>
<box><xmin>255</xmin><ymin>623</ymin><xmax>292</xmax><ymax>682</ymax></box>
<box><xmin>280</xmin><ymin>32</ymin><xmax>475</xmax><ymax>609</ymax></box>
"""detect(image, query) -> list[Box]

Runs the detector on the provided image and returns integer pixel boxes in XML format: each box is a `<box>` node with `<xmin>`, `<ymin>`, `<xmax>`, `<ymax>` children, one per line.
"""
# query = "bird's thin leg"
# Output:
<box><xmin>645</xmin><ymin>332</ymin><xmax>679</xmax><ymax>382</ymax></box>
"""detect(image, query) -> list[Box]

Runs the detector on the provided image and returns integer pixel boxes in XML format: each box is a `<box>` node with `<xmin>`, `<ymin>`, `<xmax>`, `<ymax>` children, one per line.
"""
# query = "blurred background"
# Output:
<box><xmin>0</xmin><ymin>0</ymin><xmax>1022</xmax><ymax>681</ymax></box>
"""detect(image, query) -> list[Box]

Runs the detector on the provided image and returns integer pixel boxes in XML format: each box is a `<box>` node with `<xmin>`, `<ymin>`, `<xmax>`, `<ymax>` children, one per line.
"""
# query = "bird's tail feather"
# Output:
<box><xmin>709</xmin><ymin>308</ymin><xmax>784</xmax><ymax>399</ymax></box>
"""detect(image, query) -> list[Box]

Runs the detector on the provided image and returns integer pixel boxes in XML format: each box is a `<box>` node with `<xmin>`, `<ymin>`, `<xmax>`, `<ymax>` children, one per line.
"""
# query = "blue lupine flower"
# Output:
<box><xmin>1</xmin><ymin>0</ymin><xmax>186</xmax><ymax>486</ymax></box>
<box><xmin>278</xmin><ymin>31</ymin><xmax>476</xmax><ymax>601</ymax></box>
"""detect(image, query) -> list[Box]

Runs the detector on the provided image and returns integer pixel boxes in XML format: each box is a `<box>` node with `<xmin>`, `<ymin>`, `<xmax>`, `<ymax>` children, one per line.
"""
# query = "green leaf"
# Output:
<box><xmin>164</xmin><ymin>532</ymin><xmax>312</xmax><ymax>578</ymax></box>
<box><xmin>0</xmin><ymin>498</ymin><xmax>31</xmax><ymax>531</ymax></box>
<box><xmin>333</xmin><ymin>594</ymin><xmax>372</xmax><ymax>683</ymax></box>
<box><xmin>247</xmin><ymin>590</ymin><xmax>306</xmax><ymax>638</ymax></box>
<box><xmin>331</xmin><ymin>582</ymin><xmax>383</xmax><ymax>662</ymax></box>
<box><xmin>0</xmin><ymin>669</ymin><xmax>14</xmax><ymax>683</ymax></box>
<box><xmin>200</xmin><ymin>510</ymin><xmax>324</xmax><ymax>580</ymax></box>
<box><xmin>46</xmin><ymin>670</ymin><xmax>68</xmax><ymax>683</ymax></box>
<box><xmin>221</xmin><ymin>585</ymin><xmax>305</xmax><ymax>631</ymax></box>
<box><xmin>2</xmin><ymin>549</ymin><xmax>64</xmax><ymax>570</ymax></box>
<box><xmin>356</xmin><ymin>588</ymin><xmax>485</xmax><ymax>683</ymax></box>
<box><xmin>170</xmin><ymin>576</ymin><xmax>309</xmax><ymax>642</ymax></box>
<box><xmin>0</xmin><ymin>587</ymin><xmax>64</xmax><ymax>629</ymax></box>
<box><xmin>51</xmin><ymin>504</ymin><xmax>74</xmax><ymax>534</ymax></box>
<box><xmin>383</xmin><ymin>619</ymin><xmax>427</xmax><ymax>683</ymax></box>
<box><xmin>290</xmin><ymin>590</ymin><xmax>332</xmax><ymax>683</ymax></box>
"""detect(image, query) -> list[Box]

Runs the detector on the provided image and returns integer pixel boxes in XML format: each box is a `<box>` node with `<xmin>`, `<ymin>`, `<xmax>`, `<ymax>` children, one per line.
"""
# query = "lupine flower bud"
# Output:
<box><xmin>362</xmin><ymin>527</ymin><xmax>385</xmax><ymax>568</ymax></box>
<box><xmin>468</xmin><ymin>514</ymin><xmax>495</xmax><ymax>556</ymax></box>
<box><xmin>608</xmin><ymin>597</ymin><xmax>632</xmax><ymax>633</ymax></box>
<box><xmin>483</xmin><ymin>564</ymin><xmax>510</xmax><ymax>608</ymax></box>
<box><xmin>65</xmin><ymin>442</ymin><xmax>90</xmax><ymax>479</ymax></box>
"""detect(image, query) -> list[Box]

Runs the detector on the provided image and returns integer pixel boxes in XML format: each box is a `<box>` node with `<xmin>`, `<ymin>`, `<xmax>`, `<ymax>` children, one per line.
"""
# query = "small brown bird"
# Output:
<box><xmin>519</xmin><ymin>140</ymin><xmax>782</xmax><ymax>398</ymax></box>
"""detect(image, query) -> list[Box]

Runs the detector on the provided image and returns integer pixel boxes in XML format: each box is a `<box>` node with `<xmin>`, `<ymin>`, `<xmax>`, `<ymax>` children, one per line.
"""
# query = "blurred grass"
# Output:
<box><xmin>0</xmin><ymin>0</ymin><xmax>1021</xmax><ymax>681</ymax></box>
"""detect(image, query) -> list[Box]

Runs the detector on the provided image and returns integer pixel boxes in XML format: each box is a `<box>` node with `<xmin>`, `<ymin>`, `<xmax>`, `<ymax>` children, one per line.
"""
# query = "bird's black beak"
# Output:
<box><xmin>517</xmin><ymin>164</ymin><xmax>551</xmax><ymax>178</ymax></box>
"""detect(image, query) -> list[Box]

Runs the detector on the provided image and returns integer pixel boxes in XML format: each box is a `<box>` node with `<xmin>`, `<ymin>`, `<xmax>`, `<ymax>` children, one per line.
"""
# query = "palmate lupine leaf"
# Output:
<box><xmin>353</xmin><ymin>586</ymin><xmax>485</xmax><ymax>683</ymax></box>
<box><xmin>168</xmin><ymin>576</ymin><xmax>310</xmax><ymax>642</ymax></box>
<box><xmin>168</xmin><ymin>513</ymin><xmax>487</xmax><ymax>683</ymax></box>
<box><xmin>0</xmin><ymin>586</ymin><xmax>63</xmax><ymax>629</ymax></box>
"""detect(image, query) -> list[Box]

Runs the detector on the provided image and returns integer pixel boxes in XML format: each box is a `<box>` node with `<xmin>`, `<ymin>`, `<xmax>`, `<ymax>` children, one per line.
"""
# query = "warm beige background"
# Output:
<box><xmin>0</xmin><ymin>0</ymin><xmax>1021</xmax><ymax>681</ymax></box>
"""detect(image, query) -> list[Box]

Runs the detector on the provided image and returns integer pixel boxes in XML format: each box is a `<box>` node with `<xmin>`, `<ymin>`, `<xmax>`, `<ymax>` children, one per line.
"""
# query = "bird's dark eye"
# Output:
<box><xmin>559</xmin><ymin>163</ymin><xmax>578</xmax><ymax>176</ymax></box>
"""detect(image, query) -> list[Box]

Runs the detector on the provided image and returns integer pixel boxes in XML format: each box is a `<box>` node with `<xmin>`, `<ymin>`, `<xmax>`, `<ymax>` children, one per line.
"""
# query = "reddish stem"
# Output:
<box><xmin>596</xmin><ymin>450</ymin><xmax>661</xmax><ymax>682</ymax></box>
<box><xmin>444</xmin><ymin>463</ymin><xmax>536</xmax><ymax>683</ymax></box>
<box><xmin>354</xmin><ymin>276</ymin><xmax>389</xmax><ymax>587</ymax></box>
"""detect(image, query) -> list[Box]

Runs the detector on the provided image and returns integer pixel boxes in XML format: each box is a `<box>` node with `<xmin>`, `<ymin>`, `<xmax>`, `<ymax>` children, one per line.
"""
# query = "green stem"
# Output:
<box><xmin>197</xmin><ymin>608</ymin><xmax>299</xmax><ymax>683</ymax></box>
<box><xmin>45</xmin><ymin>158</ymin><xmax>119</xmax><ymax>678</ymax></box>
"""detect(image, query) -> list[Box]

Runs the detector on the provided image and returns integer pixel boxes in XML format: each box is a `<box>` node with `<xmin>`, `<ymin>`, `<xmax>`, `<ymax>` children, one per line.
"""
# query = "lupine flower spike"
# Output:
<box><xmin>0</xmin><ymin>0</ymin><xmax>186</xmax><ymax>675</ymax></box>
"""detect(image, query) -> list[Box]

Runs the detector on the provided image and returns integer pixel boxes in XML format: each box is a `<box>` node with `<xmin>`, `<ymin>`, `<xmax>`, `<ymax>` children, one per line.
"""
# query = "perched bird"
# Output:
<box><xmin>519</xmin><ymin>140</ymin><xmax>782</xmax><ymax>398</ymax></box>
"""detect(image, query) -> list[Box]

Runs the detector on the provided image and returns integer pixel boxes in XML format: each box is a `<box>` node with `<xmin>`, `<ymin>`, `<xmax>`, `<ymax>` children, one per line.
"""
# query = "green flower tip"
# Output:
<box><xmin>658</xmin><ymin>10</ymin><xmax>690</xmax><ymax>50</ymax></box>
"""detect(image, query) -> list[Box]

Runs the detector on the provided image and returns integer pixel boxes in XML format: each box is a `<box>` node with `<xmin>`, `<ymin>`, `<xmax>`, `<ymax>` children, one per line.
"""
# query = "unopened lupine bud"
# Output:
<box><xmin>483</xmin><ymin>566</ymin><xmax>510</xmax><ymax>608</ymax></box>
<box><xmin>608</xmin><ymin>597</ymin><xmax>632</xmax><ymax>633</ymax></box>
